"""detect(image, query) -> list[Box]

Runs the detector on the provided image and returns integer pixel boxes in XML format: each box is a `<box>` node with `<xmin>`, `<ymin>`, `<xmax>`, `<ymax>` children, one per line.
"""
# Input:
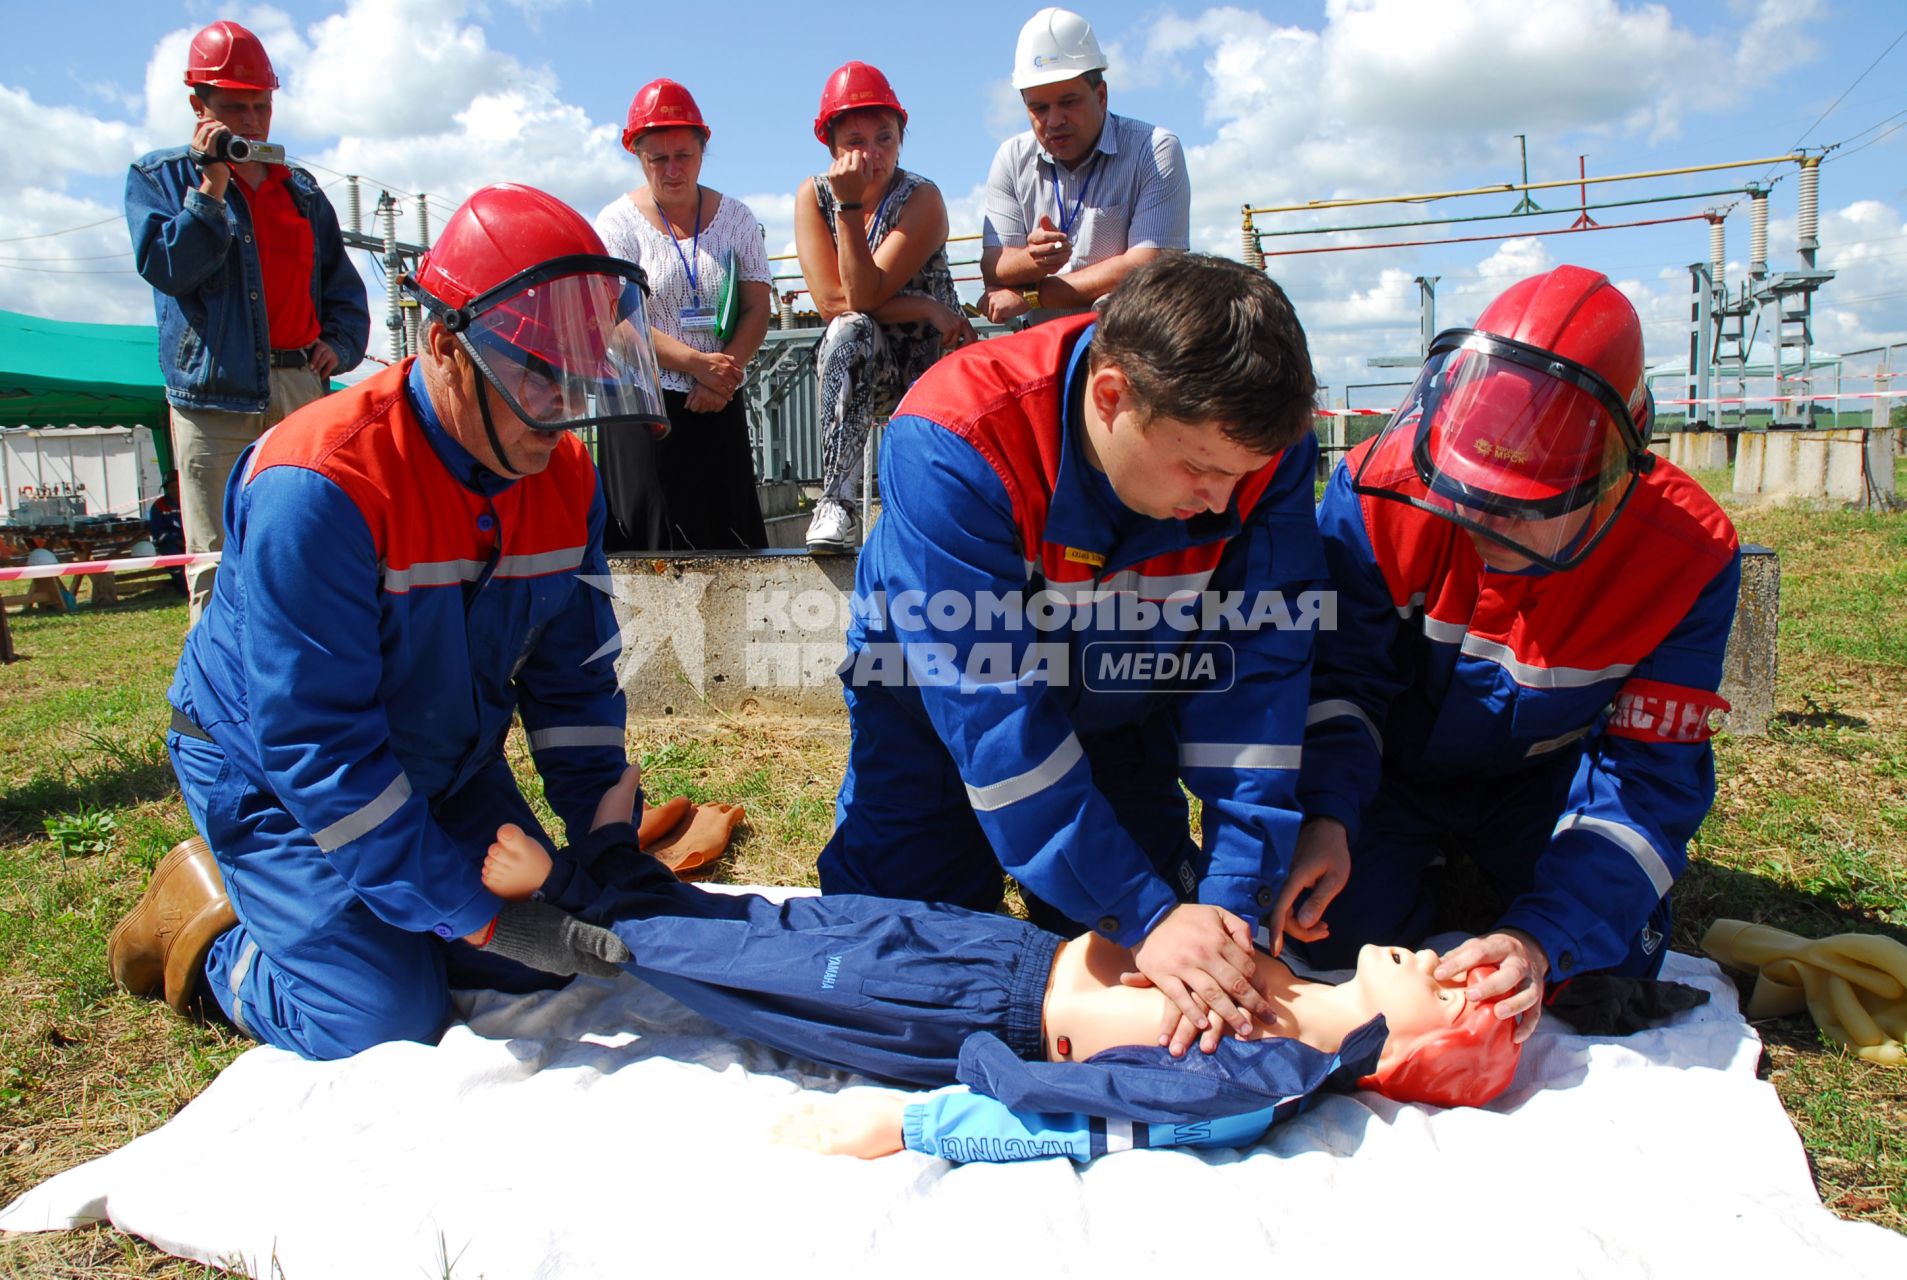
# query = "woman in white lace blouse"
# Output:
<box><xmin>593</xmin><ymin>78</ymin><xmax>771</xmax><ymax>551</ymax></box>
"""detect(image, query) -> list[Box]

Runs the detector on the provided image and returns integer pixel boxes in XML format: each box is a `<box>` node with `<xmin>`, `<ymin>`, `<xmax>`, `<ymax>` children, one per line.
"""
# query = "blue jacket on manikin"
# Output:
<box><xmin>125</xmin><ymin>147</ymin><xmax>370</xmax><ymax>413</ymax></box>
<box><xmin>900</xmin><ymin>1018</ymin><xmax>1388</xmax><ymax>1164</ymax></box>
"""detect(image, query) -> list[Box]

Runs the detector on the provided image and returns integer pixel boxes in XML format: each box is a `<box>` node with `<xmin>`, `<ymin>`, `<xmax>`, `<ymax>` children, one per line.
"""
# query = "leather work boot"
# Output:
<box><xmin>108</xmin><ymin>836</ymin><xmax>237</xmax><ymax>1015</ymax></box>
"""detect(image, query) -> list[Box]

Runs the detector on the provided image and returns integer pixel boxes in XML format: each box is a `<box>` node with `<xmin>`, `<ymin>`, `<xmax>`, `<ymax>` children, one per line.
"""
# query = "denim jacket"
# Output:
<box><xmin>125</xmin><ymin>146</ymin><xmax>371</xmax><ymax>414</ymax></box>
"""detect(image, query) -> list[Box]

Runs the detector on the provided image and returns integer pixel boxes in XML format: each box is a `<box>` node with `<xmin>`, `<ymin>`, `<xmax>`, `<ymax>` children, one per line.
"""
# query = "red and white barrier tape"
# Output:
<box><xmin>1655</xmin><ymin>389</ymin><xmax>1906</xmax><ymax>407</ymax></box>
<box><xmin>0</xmin><ymin>552</ymin><xmax>219</xmax><ymax>583</ymax></box>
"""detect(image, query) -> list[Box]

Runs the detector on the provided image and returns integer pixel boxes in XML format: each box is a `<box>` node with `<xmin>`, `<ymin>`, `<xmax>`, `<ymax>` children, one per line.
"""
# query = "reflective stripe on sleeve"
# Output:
<box><xmin>1306</xmin><ymin>698</ymin><xmax>1384</xmax><ymax>753</ymax></box>
<box><xmin>527</xmin><ymin>726</ymin><xmax>626</xmax><ymax>751</ymax></box>
<box><xmin>965</xmin><ymin>735</ymin><xmax>1086</xmax><ymax>812</ymax></box>
<box><xmin>312</xmin><ymin>773</ymin><xmax>413</xmax><ymax>852</ymax></box>
<box><xmin>1552</xmin><ymin>813</ymin><xmax>1674</xmax><ymax>897</ymax></box>
<box><xmin>496</xmin><ymin>547</ymin><xmax>586</xmax><ymax>578</ymax></box>
<box><xmin>383</xmin><ymin>559</ymin><xmax>486</xmax><ymax>593</ymax></box>
<box><xmin>1103</xmin><ymin>1119</ymin><xmax>1135</xmax><ymax>1154</ymax></box>
<box><xmin>1461</xmin><ymin>635</ymin><xmax>1635</xmax><ymax>689</ymax></box>
<box><xmin>1178</xmin><ymin>742</ymin><xmax>1302</xmax><ymax>770</ymax></box>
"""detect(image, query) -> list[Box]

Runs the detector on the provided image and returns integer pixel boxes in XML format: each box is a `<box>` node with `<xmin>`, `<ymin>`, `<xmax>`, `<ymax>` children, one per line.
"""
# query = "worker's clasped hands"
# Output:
<box><xmin>1123</xmin><ymin>902</ymin><xmax>1275</xmax><ymax>1057</ymax></box>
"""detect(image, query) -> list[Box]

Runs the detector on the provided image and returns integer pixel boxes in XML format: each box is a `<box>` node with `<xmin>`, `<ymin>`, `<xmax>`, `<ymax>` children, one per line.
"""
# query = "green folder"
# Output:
<box><xmin>714</xmin><ymin>248</ymin><xmax>741</xmax><ymax>342</ymax></box>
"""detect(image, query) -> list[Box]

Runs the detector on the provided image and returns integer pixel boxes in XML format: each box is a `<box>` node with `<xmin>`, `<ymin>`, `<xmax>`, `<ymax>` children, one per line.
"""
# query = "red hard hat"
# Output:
<box><xmin>183</xmin><ymin>20</ymin><xmax>279</xmax><ymax>92</ymax></box>
<box><xmin>411</xmin><ymin>184</ymin><xmax>609</xmax><ymax>313</ymax></box>
<box><xmin>1429</xmin><ymin>265</ymin><xmax>1648</xmax><ymax>503</ymax></box>
<box><xmin>813</xmin><ymin>61</ymin><xmax>907</xmax><ymax>146</ymax></box>
<box><xmin>622</xmin><ymin>78</ymin><xmax>710</xmax><ymax>153</ymax></box>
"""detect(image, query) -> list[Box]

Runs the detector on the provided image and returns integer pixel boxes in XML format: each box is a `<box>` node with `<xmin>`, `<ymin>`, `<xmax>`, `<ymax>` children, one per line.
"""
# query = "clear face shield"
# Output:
<box><xmin>1351</xmin><ymin>329</ymin><xmax>1652</xmax><ymax>571</ymax></box>
<box><xmin>415</xmin><ymin>255</ymin><xmax>671</xmax><ymax>439</ymax></box>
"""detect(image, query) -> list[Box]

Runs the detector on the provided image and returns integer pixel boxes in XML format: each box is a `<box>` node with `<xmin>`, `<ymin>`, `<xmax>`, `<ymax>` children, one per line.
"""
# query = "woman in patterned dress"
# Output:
<box><xmin>594</xmin><ymin>78</ymin><xmax>771</xmax><ymax>551</ymax></box>
<box><xmin>795</xmin><ymin>61</ymin><xmax>977</xmax><ymax>554</ymax></box>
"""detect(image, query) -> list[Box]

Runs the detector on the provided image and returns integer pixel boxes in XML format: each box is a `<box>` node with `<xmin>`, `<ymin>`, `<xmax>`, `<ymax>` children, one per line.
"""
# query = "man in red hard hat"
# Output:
<box><xmin>1281</xmin><ymin>265</ymin><xmax>1741</xmax><ymax>1044</ymax></box>
<box><xmin>109</xmin><ymin>183</ymin><xmax>666</xmax><ymax>1059</ymax></box>
<box><xmin>124</xmin><ymin>20</ymin><xmax>369</xmax><ymax>624</ymax></box>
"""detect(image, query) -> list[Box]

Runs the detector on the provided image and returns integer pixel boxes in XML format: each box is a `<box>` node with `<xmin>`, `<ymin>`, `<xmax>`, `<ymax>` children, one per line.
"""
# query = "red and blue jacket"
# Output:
<box><xmin>846</xmin><ymin>314</ymin><xmax>1326</xmax><ymax>944</ymax></box>
<box><xmin>169</xmin><ymin>360</ymin><xmax>630</xmax><ymax>941</ymax></box>
<box><xmin>1300</xmin><ymin>435</ymin><xmax>1740</xmax><ymax>978</ymax></box>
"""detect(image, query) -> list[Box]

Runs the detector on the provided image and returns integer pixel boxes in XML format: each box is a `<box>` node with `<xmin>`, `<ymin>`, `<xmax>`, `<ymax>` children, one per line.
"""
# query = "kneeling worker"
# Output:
<box><xmin>818</xmin><ymin>253</ymin><xmax>1328</xmax><ymax>1053</ymax></box>
<box><xmin>109</xmin><ymin>184</ymin><xmax>668</xmax><ymax>1060</ymax></box>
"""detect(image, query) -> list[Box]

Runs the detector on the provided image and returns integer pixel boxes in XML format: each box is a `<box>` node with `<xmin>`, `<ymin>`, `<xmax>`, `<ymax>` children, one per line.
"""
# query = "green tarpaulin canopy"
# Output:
<box><xmin>0</xmin><ymin>309</ymin><xmax>174</xmax><ymax>472</ymax></box>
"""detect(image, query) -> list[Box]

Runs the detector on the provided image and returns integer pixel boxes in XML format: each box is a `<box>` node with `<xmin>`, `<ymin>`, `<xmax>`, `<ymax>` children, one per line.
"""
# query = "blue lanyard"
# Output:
<box><xmin>1051</xmin><ymin>153</ymin><xmax>1102</xmax><ymax>237</ymax></box>
<box><xmin>664</xmin><ymin>187</ymin><xmax>705</xmax><ymax>304</ymax></box>
<box><xmin>863</xmin><ymin>184</ymin><xmax>900</xmax><ymax>249</ymax></box>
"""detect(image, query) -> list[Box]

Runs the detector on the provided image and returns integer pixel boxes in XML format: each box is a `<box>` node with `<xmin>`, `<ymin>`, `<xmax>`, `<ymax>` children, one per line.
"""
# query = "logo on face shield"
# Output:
<box><xmin>1473</xmin><ymin>438</ymin><xmax>1530</xmax><ymax>466</ymax></box>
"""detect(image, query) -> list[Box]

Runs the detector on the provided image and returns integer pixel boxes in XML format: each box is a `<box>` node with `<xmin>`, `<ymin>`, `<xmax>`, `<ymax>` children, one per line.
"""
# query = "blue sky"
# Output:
<box><xmin>3</xmin><ymin>0</ymin><xmax>1905</xmax><ymax>399</ymax></box>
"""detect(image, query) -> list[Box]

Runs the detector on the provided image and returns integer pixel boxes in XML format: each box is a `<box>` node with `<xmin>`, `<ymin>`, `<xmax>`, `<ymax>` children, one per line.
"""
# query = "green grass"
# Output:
<box><xmin>3</xmin><ymin>465</ymin><xmax>1907</xmax><ymax>1270</ymax></box>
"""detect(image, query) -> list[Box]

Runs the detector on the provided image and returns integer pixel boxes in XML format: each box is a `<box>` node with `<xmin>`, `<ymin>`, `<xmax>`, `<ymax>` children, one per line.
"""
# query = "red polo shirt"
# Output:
<box><xmin>235</xmin><ymin>165</ymin><xmax>319</xmax><ymax>351</ymax></box>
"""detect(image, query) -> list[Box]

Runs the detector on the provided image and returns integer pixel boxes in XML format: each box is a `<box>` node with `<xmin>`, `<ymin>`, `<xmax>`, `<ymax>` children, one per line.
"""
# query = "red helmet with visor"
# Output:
<box><xmin>1351</xmin><ymin>265</ymin><xmax>1654</xmax><ymax>571</ymax></box>
<box><xmin>403</xmin><ymin>183</ymin><xmax>668</xmax><ymax>442</ymax></box>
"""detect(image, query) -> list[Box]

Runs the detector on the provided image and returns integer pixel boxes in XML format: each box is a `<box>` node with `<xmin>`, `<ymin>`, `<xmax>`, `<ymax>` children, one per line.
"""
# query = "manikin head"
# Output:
<box><xmin>1342</xmin><ymin>948</ymin><xmax>1523</xmax><ymax>1108</ymax></box>
<box><xmin>1082</xmin><ymin>253</ymin><xmax>1317</xmax><ymax>521</ymax></box>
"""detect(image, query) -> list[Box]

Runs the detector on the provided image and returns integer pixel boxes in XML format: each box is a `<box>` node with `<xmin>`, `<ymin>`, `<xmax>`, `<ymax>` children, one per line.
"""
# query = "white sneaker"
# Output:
<box><xmin>804</xmin><ymin>500</ymin><xmax>857</xmax><ymax>554</ymax></box>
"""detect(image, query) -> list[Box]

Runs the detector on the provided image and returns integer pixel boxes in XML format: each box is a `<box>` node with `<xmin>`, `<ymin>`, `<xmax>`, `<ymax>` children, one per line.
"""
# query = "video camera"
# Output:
<box><xmin>189</xmin><ymin>135</ymin><xmax>286</xmax><ymax>167</ymax></box>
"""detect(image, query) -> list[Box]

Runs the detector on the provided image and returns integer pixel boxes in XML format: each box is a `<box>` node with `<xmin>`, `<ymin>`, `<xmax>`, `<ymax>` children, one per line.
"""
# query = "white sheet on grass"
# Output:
<box><xmin>4</xmin><ymin>893</ymin><xmax>1904</xmax><ymax>1279</ymax></box>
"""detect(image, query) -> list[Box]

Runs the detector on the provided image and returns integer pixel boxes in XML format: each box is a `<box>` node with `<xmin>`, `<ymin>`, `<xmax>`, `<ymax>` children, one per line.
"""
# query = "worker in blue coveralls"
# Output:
<box><xmin>106</xmin><ymin>183</ymin><xmax>671</xmax><ymax>1059</ymax></box>
<box><xmin>814</xmin><ymin>252</ymin><xmax>1328</xmax><ymax>1054</ymax></box>
<box><xmin>475</xmin><ymin>785</ymin><xmax>1522</xmax><ymax>1165</ymax></box>
<box><xmin>1274</xmin><ymin>265</ymin><xmax>1741</xmax><ymax>1044</ymax></box>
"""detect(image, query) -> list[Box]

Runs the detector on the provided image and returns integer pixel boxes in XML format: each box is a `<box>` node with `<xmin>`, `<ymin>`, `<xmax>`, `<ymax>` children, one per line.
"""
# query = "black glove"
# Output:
<box><xmin>1543</xmin><ymin>974</ymin><xmax>1710</xmax><ymax>1036</ymax></box>
<box><xmin>480</xmin><ymin>901</ymin><xmax>631</xmax><ymax>978</ymax></box>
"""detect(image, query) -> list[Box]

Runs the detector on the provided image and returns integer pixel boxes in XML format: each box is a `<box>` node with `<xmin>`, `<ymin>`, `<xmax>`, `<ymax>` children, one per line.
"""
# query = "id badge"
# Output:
<box><xmin>679</xmin><ymin>306</ymin><xmax>717</xmax><ymax>331</ymax></box>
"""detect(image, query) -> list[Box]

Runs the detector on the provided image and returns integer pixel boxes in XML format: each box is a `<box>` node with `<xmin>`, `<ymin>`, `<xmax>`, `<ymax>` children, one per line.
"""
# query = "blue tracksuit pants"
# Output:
<box><xmin>817</xmin><ymin>683</ymin><xmax>1199</xmax><ymax>936</ymax></box>
<box><xmin>170</xmin><ymin>732</ymin><xmax>569</xmax><ymax>1060</ymax></box>
<box><xmin>582</xmin><ymin>877</ymin><xmax>1062</xmax><ymax>1089</ymax></box>
<box><xmin>1297</xmin><ymin>753</ymin><xmax>1671</xmax><ymax>979</ymax></box>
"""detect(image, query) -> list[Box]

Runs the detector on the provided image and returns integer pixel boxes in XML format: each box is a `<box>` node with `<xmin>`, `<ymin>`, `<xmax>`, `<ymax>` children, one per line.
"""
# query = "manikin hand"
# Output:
<box><xmin>593</xmin><ymin>764</ymin><xmax>642</xmax><ymax>830</ymax></box>
<box><xmin>772</xmin><ymin>1089</ymin><xmax>909</xmax><ymax>1159</ymax></box>
<box><xmin>981</xmin><ymin>287</ymin><xmax>1030</xmax><ymax>325</ymax></box>
<box><xmin>1025</xmin><ymin>215</ymin><xmax>1072</xmax><ymax>274</ymax></box>
<box><xmin>1437</xmin><ymin>927</ymin><xmax>1550</xmax><ymax>1043</ymax></box>
<box><xmin>1268</xmin><ymin>818</ymin><xmax>1352</xmax><ymax>956</ymax></box>
<box><xmin>483</xmin><ymin>824</ymin><xmax>553</xmax><ymax>901</ymax></box>
<box><xmin>1124</xmin><ymin>903</ymin><xmax>1274</xmax><ymax>1055</ymax></box>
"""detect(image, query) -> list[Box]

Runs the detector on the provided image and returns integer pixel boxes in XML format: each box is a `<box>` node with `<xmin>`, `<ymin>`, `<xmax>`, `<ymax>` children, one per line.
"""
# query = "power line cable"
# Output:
<box><xmin>1833</xmin><ymin>120</ymin><xmax>1907</xmax><ymax>164</ymax></box>
<box><xmin>1791</xmin><ymin>22</ymin><xmax>1907</xmax><ymax>148</ymax></box>
<box><xmin>0</xmin><ymin>215</ymin><xmax>123</xmax><ymax>244</ymax></box>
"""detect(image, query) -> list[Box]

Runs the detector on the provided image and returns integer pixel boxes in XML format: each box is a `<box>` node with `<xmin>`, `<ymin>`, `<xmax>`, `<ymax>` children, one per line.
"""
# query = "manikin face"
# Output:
<box><xmin>1021</xmin><ymin>74</ymin><xmax>1108</xmax><ymax>168</ymax></box>
<box><xmin>190</xmin><ymin>87</ymin><xmax>273</xmax><ymax>142</ymax></box>
<box><xmin>1085</xmin><ymin>366</ymin><xmax>1270</xmax><ymax>521</ymax></box>
<box><xmin>634</xmin><ymin>127</ymin><xmax>706</xmax><ymax>204</ymax></box>
<box><xmin>1350</xmin><ymin>944</ymin><xmax>1470</xmax><ymax>1041</ymax></box>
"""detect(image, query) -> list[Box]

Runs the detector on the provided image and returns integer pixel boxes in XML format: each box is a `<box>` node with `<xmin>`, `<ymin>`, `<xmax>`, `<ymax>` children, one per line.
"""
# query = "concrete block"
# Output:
<box><xmin>613</xmin><ymin>543</ymin><xmax>1784</xmax><ymax>739</ymax></box>
<box><xmin>1719</xmin><ymin>546</ymin><xmax>1778</xmax><ymax>737</ymax></box>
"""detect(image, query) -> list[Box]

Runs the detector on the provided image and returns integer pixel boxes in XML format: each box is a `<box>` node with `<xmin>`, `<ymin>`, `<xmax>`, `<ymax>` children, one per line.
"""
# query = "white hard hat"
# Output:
<box><xmin>1012</xmin><ymin>7</ymin><xmax>1107</xmax><ymax>90</ymax></box>
<box><xmin>130</xmin><ymin>539</ymin><xmax>158</xmax><ymax>558</ymax></box>
<box><xmin>25</xmin><ymin>548</ymin><xmax>61</xmax><ymax>567</ymax></box>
